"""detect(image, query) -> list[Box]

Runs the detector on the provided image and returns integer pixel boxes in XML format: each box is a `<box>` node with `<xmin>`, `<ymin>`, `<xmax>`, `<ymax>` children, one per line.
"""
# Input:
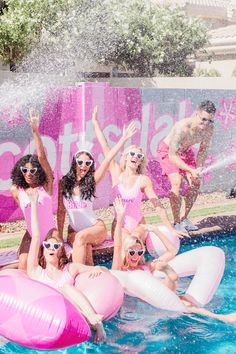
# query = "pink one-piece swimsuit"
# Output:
<box><xmin>18</xmin><ymin>186</ymin><xmax>55</xmax><ymax>244</ymax></box>
<box><xmin>112</xmin><ymin>174</ymin><xmax>144</xmax><ymax>232</ymax></box>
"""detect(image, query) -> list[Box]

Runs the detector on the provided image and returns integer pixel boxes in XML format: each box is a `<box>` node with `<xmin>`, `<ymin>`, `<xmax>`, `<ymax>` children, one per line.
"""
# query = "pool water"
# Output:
<box><xmin>1</xmin><ymin>233</ymin><xmax>235</xmax><ymax>354</ymax></box>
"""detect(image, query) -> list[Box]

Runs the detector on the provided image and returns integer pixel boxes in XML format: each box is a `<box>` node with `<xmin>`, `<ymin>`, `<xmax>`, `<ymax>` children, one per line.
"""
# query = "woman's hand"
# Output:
<box><xmin>121</xmin><ymin>121</ymin><xmax>137</xmax><ymax>141</ymax></box>
<box><xmin>97</xmin><ymin>265</ymin><xmax>109</xmax><ymax>272</ymax></box>
<box><xmin>88</xmin><ymin>265</ymin><xmax>108</xmax><ymax>278</ymax></box>
<box><xmin>92</xmin><ymin>106</ymin><xmax>98</xmax><ymax>124</ymax></box>
<box><xmin>26</xmin><ymin>188</ymin><xmax>39</xmax><ymax>204</ymax></box>
<box><xmin>141</xmin><ymin>224</ymin><xmax>157</xmax><ymax>233</ymax></box>
<box><xmin>170</xmin><ymin>227</ymin><xmax>190</xmax><ymax>239</ymax></box>
<box><xmin>29</xmin><ymin>108</ymin><xmax>39</xmax><ymax>132</ymax></box>
<box><xmin>151</xmin><ymin>258</ymin><xmax>168</xmax><ymax>270</ymax></box>
<box><xmin>143</xmin><ymin>223</ymin><xmax>189</xmax><ymax>239</ymax></box>
<box><xmin>189</xmin><ymin>168</ymin><xmax>201</xmax><ymax>180</ymax></box>
<box><xmin>113</xmin><ymin>197</ymin><xmax>126</xmax><ymax>220</ymax></box>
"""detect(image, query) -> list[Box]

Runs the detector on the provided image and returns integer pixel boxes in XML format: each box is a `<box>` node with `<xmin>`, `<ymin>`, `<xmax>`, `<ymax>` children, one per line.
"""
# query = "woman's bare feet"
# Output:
<box><xmin>217</xmin><ymin>313</ymin><xmax>236</xmax><ymax>323</ymax></box>
<box><xmin>180</xmin><ymin>299</ymin><xmax>236</xmax><ymax>323</ymax></box>
<box><xmin>191</xmin><ymin>307</ymin><xmax>236</xmax><ymax>323</ymax></box>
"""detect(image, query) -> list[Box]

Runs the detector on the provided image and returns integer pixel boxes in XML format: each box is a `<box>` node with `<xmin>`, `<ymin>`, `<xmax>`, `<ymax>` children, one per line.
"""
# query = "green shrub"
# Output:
<box><xmin>232</xmin><ymin>67</ymin><xmax>236</xmax><ymax>77</ymax></box>
<box><xmin>193</xmin><ymin>67</ymin><xmax>221</xmax><ymax>77</ymax></box>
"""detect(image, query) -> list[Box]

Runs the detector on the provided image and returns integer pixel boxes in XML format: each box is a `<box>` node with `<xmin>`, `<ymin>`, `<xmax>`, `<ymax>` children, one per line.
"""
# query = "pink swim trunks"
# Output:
<box><xmin>157</xmin><ymin>140</ymin><xmax>196</xmax><ymax>176</ymax></box>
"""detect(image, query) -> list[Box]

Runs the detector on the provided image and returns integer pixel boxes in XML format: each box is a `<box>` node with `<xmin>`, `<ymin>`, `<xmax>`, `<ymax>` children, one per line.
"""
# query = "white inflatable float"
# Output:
<box><xmin>111</xmin><ymin>246</ymin><xmax>225</xmax><ymax>311</ymax></box>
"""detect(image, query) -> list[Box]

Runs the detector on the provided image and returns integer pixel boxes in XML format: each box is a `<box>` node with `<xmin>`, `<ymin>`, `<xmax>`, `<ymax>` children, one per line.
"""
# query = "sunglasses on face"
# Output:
<box><xmin>128</xmin><ymin>151</ymin><xmax>144</xmax><ymax>160</ymax></box>
<box><xmin>43</xmin><ymin>241</ymin><xmax>62</xmax><ymax>251</ymax></box>
<box><xmin>128</xmin><ymin>249</ymin><xmax>145</xmax><ymax>257</ymax></box>
<box><xmin>76</xmin><ymin>159</ymin><xmax>93</xmax><ymax>167</ymax></box>
<box><xmin>20</xmin><ymin>166</ymin><xmax>38</xmax><ymax>175</ymax></box>
<box><xmin>201</xmin><ymin>117</ymin><xmax>214</xmax><ymax>124</ymax></box>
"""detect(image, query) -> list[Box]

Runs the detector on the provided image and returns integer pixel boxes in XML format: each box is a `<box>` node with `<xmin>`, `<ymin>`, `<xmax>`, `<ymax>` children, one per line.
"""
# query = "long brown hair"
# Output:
<box><xmin>62</xmin><ymin>151</ymin><xmax>96</xmax><ymax>200</ymax></box>
<box><xmin>38</xmin><ymin>228</ymin><xmax>69</xmax><ymax>269</ymax></box>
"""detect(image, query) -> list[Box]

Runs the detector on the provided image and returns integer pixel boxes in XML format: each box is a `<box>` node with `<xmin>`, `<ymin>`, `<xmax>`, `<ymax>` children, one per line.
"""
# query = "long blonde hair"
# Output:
<box><xmin>121</xmin><ymin>236</ymin><xmax>145</xmax><ymax>269</ymax></box>
<box><xmin>119</xmin><ymin>145</ymin><xmax>147</xmax><ymax>174</ymax></box>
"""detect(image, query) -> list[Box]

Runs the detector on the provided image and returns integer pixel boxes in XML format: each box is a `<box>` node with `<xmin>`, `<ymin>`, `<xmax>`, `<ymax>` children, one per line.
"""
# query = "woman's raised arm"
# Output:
<box><xmin>93</xmin><ymin>106</ymin><xmax>136</xmax><ymax>184</ymax></box>
<box><xmin>94</xmin><ymin>120</ymin><xmax>136</xmax><ymax>184</ymax></box>
<box><xmin>26</xmin><ymin>189</ymin><xmax>41</xmax><ymax>277</ymax></box>
<box><xmin>29</xmin><ymin>108</ymin><xmax>54</xmax><ymax>195</ymax></box>
<box><xmin>57</xmin><ymin>180</ymin><xmax>66</xmax><ymax>241</ymax></box>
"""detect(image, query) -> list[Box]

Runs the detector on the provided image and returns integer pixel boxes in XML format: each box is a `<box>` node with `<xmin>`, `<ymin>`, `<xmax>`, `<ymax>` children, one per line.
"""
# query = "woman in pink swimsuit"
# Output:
<box><xmin>10</xmin><ymin>109</ymin><xmax>55</xmax><ymax>270</ymax></box>
<box><xmin>93</xmin><ymin>108</ymin><xmax>187</xmax><ymax>244</ymax></box>
<box><xmin>27</xmin><ymin>188</ymin><xmax>107</xmax><ymax>343</ymax></box>
<box><xmin>112</xmin><ymin>198</ymin><xmax>179</xmax><ymax>291</ymax></box>
<box><xmin>57</xmin><ymin>109</ymin><xmax>136</xmax><ymax>265</ymax></box>
<box><xmin>111</xmin><ymin>198</ymin><xmax>236</xmax><ymax>323</ymax></box>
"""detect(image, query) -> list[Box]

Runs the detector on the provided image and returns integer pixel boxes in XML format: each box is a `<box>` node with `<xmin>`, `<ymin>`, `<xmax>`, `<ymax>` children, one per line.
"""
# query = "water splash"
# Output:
<box><xmin>75</xmin><ymin>133</ymin><xmax>94</xmax><ymax>156</ymax></box>
<box><xmin>201</xmin><ymin>152</ymin><xmax>236</xmax><ymax>174</ymax></box>
<box><xmin>0</xmin><ymin>74</ymin><xmax>66</xmax><ymax>119</ymax></box>
<box><xmin>0</xmin><ymin>1</ymin><xmax>123</xmax><ymax>124</ymax></box>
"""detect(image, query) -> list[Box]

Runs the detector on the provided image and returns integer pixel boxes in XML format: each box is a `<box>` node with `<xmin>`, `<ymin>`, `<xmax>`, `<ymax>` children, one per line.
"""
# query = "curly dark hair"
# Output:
<box><xmin>11</xmin><ymin>154</ymin><xmax>47</xmax><ymax>188</ymax></box>
<box><xmin>38</xmin><ymin>228</ymin><xmax>69</xmax><ymax>269</ymax></box>
<box><xmin>198</xmin><ymin>100</ymin><xmax>216</xmax><ymax>115</ymax></box>
<box><xmin>61</xmin><ymin>151</ymin><xmax>96</xmax><ymax>201</ymax></box>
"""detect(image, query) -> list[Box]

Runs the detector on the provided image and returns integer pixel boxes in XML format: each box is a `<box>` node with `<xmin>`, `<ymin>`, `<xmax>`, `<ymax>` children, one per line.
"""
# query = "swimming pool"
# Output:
<box><xmin>1</xmin><ymin>232</ymin><xmax>235</xmax><ymax>354</ymax></box>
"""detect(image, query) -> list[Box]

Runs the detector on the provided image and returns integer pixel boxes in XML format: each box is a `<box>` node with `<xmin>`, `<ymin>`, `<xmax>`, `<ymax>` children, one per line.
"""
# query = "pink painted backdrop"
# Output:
<box><xmin>0</xmin><ymin>82</ymin><xmax>236</xmax><ymax>222</ymax></box>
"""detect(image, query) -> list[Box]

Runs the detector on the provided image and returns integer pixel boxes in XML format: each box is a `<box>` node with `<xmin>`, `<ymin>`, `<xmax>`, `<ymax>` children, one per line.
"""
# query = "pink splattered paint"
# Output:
<box><xmin>216</xmin><ymin>97</ymin><xmax>236</xmax><ymax>130</ymax></box>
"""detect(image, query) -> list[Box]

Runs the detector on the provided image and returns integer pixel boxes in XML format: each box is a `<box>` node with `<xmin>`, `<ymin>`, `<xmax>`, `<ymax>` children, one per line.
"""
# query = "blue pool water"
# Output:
<box><xmin>1</xmin><ymin>232</ymin><xmax>235</xmax><ymax>354</ymax></box>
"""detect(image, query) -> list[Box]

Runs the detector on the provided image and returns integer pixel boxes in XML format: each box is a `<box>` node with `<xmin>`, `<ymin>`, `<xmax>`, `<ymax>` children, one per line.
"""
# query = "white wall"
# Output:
<box><xmin>1</xmin><ymin>71</ymin><xmax>236</xmax><ymax>89</ymax></box>
<box><xmin>195</xmin><ymin>59</ymin><xmax>236</xmax><ymax>78</ymax></box>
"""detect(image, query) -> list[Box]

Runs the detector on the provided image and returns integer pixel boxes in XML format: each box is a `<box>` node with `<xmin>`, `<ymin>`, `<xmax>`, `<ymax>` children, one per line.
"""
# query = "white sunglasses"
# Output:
<box><xmin>42</xmin><ymin>241</ymin><xmax>62</xmax><ymax>250</ymax></box>
<box><xmin>128</xmin><ymin>248</ymin><xmax>145</xmax><ymax>256</ymax></box>
<box><xmin>76</xmin><ymin>159</ymin><xmax>93</xmax><ymax>167</ymax></box>
<box><xmin>128</xmin><ymin>151</ymin><xmax>144</xmax><ymax>160</ymax></box>
<box><xmin>20</xmin><ymin>166</ymin><xmax>38</xmax><ymax>175</ymax></box>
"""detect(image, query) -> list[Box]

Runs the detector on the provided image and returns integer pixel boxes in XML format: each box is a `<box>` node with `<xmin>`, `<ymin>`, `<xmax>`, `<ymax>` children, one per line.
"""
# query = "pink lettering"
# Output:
<box><xmin>64</xmin><ymin>198</ymin><xmax>87</xmax><ymax>209</ymax></box>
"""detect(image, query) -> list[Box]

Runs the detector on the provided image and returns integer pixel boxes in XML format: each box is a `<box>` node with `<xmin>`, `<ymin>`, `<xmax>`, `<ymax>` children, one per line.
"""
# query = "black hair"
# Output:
<box><xmin>198</xmin><ymin>100</ymin><xmax>216</xmax><ymax>115</ymax></box>
<box><xmin>11</xmin><ymin>154</ymin><xmax>47</xmax><ymax>188</ymax></box>
<box><xmin>61</xmin><ymin>151</ymin><xmax>96</xmax><ymax>201</ymax></box>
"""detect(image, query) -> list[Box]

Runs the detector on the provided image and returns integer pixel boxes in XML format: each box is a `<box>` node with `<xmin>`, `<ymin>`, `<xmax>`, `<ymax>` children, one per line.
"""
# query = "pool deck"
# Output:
<box><xmin>0</xmin><ymin>192</ymin><xmax>236</xmax><ymax>268</ymax></box>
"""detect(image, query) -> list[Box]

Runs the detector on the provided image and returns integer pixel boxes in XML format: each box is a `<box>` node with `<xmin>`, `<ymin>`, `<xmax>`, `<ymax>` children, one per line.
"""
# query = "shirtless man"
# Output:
<box><xmin>157</xmin><ymin>100</ymin><xmax>216</xmax><ymax>232</ymax></box>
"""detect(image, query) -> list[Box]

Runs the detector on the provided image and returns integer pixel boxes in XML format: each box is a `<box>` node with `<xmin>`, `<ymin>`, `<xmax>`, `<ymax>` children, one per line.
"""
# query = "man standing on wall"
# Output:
<box><xmin>157</xmin><ymin>100</ymin><xmax>216</xmax><ymax>232</ymax></box>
